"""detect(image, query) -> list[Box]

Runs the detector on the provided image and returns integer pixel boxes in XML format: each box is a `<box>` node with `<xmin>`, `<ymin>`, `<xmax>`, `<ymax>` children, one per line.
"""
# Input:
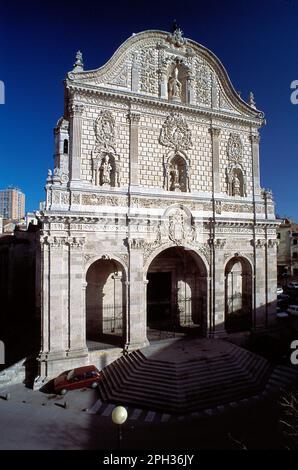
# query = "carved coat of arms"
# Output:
<box><xmin>159</xmin><ymin>113</ymin><xmax>192</xmax><ymax>152</ymax></box>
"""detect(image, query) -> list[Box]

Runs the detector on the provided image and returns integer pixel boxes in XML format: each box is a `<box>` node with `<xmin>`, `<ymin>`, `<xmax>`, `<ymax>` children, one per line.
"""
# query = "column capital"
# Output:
<box><xmin>209</xmin><ymin>127</ymin><xmax>221</xmax><ymax>138</ymax></box>
<box><xmin>69</xmin><ymin>103</ymin><xmax>84</xmax><ymax>118</ymax></box>
<box><xmin>126</xmin><ymin>112</ymin><xmax>141</xmax><ymax>125</ymax></box>
<box><xmin>250</xmin><ymin>133</ymin><xmax>260</xmax><ymax>144</ymax></box>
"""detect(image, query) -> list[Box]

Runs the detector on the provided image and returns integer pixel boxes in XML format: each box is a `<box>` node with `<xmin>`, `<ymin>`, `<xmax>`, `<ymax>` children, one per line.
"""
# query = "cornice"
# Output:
<box><xmin>65</xmin><ymin>81</ymin><xmax>264</xmax><ymax>127</ymax></box>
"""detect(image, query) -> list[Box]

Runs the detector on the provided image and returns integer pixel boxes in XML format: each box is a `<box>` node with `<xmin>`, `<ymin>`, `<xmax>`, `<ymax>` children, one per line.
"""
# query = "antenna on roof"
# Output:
<box><xmin>172</xmin><ymin>19</ymin><xmax>179</xmax><ymax>33</ymax></box>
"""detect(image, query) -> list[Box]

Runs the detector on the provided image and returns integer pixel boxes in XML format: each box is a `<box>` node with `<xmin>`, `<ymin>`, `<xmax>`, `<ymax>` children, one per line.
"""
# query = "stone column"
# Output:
<box><xmin>186</xmin><ymin>74</ymin><xmax>195</xmax><ymax>105</ymax></box>
<box><xmin>127</xmin><ymin>112</ymin><xmax>141</xmax><ymax>187</ymax></box>
<box><xmin>67</xmin><ymin>236</ymin><xmax>88</xmax><ymax>356</ymax></box>
<box><xmin>69</xmin><ymin>103</ymin><xmax>84</xmax><ymax>183</ymax></box>
<box><xmin>250</xmin><ymin>133</ymin><xmax>261</xmax><ymax>196</ymax></box>
<box><xmin>211</xmin><ymin>239</ymin><xmax>227</xmax><ymax>337</ymax></box>
<box><xmin>266</xmin><ymin>239</ymin><xmax>278</xmax><ymax>326</ymax></box>
<box><xmin>209</xmin><ymin>127</ymin><xmax>221</xmax><ymax>194</ymax></box>
<box><xmin>127</xmin><ymin>241</ymin><xmax>149</xmax><ymax>349</ymax></box>
<box><xmin>253</xmin><ymin>239</ymin><xmax>267</xmax><ymax>330</ymax></box>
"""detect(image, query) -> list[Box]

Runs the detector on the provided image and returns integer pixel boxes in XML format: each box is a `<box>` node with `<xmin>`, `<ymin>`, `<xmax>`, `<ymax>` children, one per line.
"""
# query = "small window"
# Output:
<box><xmin>293</xmin><ymin>253</ymin><xmax>298</xmax><ymax>259</ymax></box>
<box><xmin>293</xmin><ymin>239</ymin><xmax>298</xmax><ymax>245</ymax></box>
<box><xmin>63</xmin><ymin>139</ymin><xmax>68</xmax><ymax>154</ymax></box>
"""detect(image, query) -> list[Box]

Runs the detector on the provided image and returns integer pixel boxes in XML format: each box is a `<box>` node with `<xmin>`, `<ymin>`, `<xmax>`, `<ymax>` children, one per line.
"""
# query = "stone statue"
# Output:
<box><xmin>101</xmin><ymin>156</ymin><xmax>112</xmax><ymax>186</ymax></box>
<box><xmin>168</xmin><ymin>66</ymin><xmax>181</xmax><ymax>101</ymax></box>
<box><xmin>233</xmin><ymin>174</ymin><xmax>241</xmax><ymax>196</ymax></box>
<box><xmin>170</xmin><ymin>165</ymin><xmax>180</xmax><ymax>191</ymax></box>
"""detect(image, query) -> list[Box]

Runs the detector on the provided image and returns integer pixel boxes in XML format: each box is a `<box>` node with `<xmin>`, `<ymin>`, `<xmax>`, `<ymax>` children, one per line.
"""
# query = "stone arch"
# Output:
<box><xmin>224</xmin><ymin>256</ymin><xmax>253</xmax><ymax>332</ymax></box>
<box><xmin>85</xmin><ymin>257</ymin><xmax>126</xmax><ymax>346</ymax></box>
<box><xmin>145</xmin><ymin>245</ymin><xmax>208</xmax><ymax>337</ymax></box>
<box><xmin>164</xmin><ymin>150</ymin><xmax>190</xmax><ymax>192</ymax></box>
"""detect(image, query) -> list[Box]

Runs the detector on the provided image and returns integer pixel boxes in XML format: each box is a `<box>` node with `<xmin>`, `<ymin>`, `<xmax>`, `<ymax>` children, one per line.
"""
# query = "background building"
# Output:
<box><xmin>277</xmin><ymin>218</ymin><xmax>298</xmax><ymax>278</ymax></box>
<box><xmin>0</xmin><ymin>187</ymin><xmax>25</xmax><ymax>220</ymax></box>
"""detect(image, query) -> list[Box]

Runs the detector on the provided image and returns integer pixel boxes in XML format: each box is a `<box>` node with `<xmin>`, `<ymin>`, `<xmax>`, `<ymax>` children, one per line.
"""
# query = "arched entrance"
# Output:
<box><xmin>224</xmin><ymin>257</ymin><xmax>253</xmax><ymax>333</ymax></box>
<box><xmin>146</xmin><ymin>247</ymin><xmax>207</xmax><ymax>338</ymax></box>
<box><xmin>86</xmin><ymin>258</ymin><xmax>126</xmax><ymax>347</ymax></box>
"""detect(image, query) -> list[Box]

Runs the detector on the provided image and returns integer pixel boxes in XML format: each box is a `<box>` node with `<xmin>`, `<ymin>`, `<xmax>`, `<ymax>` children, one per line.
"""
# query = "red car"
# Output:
<box><xmin>54</xmin><ymin>365</ymin><xmax>103</xmax><ymax>395</ymax></box>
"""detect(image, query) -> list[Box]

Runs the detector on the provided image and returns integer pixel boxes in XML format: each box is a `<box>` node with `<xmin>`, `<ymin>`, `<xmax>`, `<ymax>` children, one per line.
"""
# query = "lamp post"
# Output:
<box><xmin>112</xmin><ymin>405</ymin><xmax>128</xmax><ymax>449</ymax></box>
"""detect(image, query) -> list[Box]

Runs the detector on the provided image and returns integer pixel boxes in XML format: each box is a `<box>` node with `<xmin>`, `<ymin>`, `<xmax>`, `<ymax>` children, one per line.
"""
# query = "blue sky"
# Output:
<box><xmin>0</xmin><ymin>0</ymin><xmax>297</xmax><ymax>218</ymax></box>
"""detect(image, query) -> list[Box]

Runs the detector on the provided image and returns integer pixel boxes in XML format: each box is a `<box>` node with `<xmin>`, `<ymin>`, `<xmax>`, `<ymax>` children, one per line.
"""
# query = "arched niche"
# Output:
<box><xmin>85</xmin><ymin>258</ymin><xmax>126</xmax><ymax>346</ymax></box>
<box><xmin>167</xmin><ymin>61</ymin><xmax>189</xmax><ymax>104</ymax></box>
<box><xmin>224</xmin><ymin>256</ymin><xmax>252</xmax><ymax>332</ymax></box>
<box><xmin>164</xmin><ymin>151</ymin><xmax>190</xmax><ymax>192</ymax></box>
<box><xmin>226</xmin><ymin>164</ymin><xmax>246</xmax><ymax>197</ymax></box>
<box><xmin>92</xmin><ymin>152</ymin><xmax>120</xmax><ymax>188</ymax></box>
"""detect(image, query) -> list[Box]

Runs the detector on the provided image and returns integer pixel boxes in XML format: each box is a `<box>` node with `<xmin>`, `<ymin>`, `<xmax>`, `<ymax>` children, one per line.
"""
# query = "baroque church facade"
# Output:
<box><xmin>36</xmin><ymin>28</ymin><xmax>278</xmax><ymax>379</ymax></box>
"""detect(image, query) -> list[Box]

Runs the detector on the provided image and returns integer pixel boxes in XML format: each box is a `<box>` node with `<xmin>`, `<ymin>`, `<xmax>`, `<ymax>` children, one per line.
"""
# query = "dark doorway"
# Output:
<box><xmin>147</xmin><ymin>272</ymin><xmax>172</xmax><ymax>328</ymax></box>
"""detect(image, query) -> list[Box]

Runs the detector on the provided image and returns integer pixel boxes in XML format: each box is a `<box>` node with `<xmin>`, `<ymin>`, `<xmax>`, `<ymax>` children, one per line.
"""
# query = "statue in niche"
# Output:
<box><xmin>101</xmin><ymin>155</ymin><xmax>112</xmax><ymax>186</ymax></box>
<box><xmin>232</xmin><ymin>173</ymin><xmax>241</xmax><ymax>196</ymax></box>
<box><xmin>170</xmin><ymin>165</ymin><xmax>181</xmax><ymax>191</ymax></box>
<box><xmin>168</xmin><ymin>66</ymin><xmax>181</xmax><ymax>101</ymax></box>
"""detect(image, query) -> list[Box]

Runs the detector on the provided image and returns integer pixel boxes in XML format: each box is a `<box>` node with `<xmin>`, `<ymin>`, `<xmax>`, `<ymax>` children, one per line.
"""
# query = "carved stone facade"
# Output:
<box><xmin>36</xmin><ymin>28</ymin><xmax>278</xmax><ymax>382</ymax></box>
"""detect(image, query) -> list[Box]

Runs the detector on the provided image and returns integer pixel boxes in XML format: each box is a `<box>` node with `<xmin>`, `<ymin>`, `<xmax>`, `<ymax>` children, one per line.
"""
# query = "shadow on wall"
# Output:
<box><xmin>0</xmin><ymin>227</ymin><xmax>40</xmax><ymax>386</ymax></box>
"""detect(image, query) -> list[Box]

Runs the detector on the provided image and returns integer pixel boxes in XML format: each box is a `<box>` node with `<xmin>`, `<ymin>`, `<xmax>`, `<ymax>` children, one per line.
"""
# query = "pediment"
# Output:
<box><xmin>67</xmin><ymin>30</ymin><xmax>263</xmax><ymax>120</ymax></box>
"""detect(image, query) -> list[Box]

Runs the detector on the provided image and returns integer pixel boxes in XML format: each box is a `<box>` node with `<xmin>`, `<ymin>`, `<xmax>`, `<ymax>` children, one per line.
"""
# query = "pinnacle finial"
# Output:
<box><xmin>73</xmin><ymin>50</ymin><xmax>84</xmax><ymax>72</ymax></box>
<box><xmin>249</xmin><ymin>91</ymin><xmax>256</xmax><ymax>108</ymax></box>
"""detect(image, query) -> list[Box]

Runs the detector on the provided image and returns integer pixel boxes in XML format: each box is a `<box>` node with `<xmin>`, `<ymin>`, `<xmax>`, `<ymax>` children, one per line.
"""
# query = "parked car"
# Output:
<box><xmin>287</xmin><ymin>282</ymin><xmax>298</xmax><ymax>289</ymax></box>
<box><xmin>276</xmin><ymin>311</ymin><xmax>289</xmax><ymax>319</ymax></box>
<box><xmin>54</xmin><ymin>365</ymin><xmax>103</xmax><ymax>395</ymax></box>
<box><xmin>287</xmin><ymin>305</ymin><xmax>298</xmax><ymax>316</ymax></box>
<box><xmin>277</xmin><ymin>286</ymin><xmax>283</xmax><ymax>295</ymax></box>
<box><xmin>278</xmin><ymin>293</ymin><xmax>290</xmax><ymax>300</ymax></box>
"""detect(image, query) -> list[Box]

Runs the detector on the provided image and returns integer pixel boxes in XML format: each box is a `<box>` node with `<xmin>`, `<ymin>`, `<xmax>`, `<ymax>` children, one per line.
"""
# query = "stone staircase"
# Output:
<box><xmin>98</xmin><ymin>338</ymin><xmax>298</xmax><ymax>414</ymax></box>
<box><xmin>0</xmin><ymin>359</ymin><xmax>26</xmax><ymax>388</ymax></box>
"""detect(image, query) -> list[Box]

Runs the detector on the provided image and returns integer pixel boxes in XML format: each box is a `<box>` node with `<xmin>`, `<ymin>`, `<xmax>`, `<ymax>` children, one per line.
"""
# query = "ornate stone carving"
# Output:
<box><xmin>68</xmin><ymin>103</ymin><xmax>84</xmax><ymax>117</ymax></box>
<box><xmin>139</xmin><ymin>48</ymin><xmax>158</xmax><ymax>94</ymax></box>
<box><xmin>215</xmin><ymin>200</ymin><xmax>222</xmax><ymax>214</ymax></box>
<box><xmin>81</xmin><ymin>194</ymin><xmax>127</xmax><ymax>206</ymax></box>
<box><xmin>167</xmin><ymin>27</ymin><xmax>187</xmax><ymax>48</ymax></box>
<box><xmin>61</xmin><ymin>192</ymin><xmax>70</xmax><ymax>204</ymax></box>
<box><xmin>227</xmin><ymin>133</ymin><xmax>243</xmax><ymax>163</ymax></box>
<box><xmin>159</xmin><ymin>112</ymin><xmax>192</xmax><ymax>151</ymax></box>
<box><xmin>92</xmin><ymin>110</ymin><xmax>121</xmax><ymax>187</ymax></box>
<box><xmin>127</xmin><ymin>238</ymin><xmax>146</xmax><ymax>249</ymax></box>
<box><xmin>94</xmin><ymin>110</ymin><xmax>116</xmax><ymax>152</ymax></box>
<box><xmin>226</xmin><ymin>133</ymin><xmax>246</xmax><ymax>197</ymax></box>
<box><xmin>107</xmin><ymin>65</ymin><xmax>129</xmax><ymax>88</ymax></box>
<box><xmin>126</xmin><ymin>112</ymin><xmax>141</xmax><ymax>125</ymax></box>
<box><xmin>168</xmin><ymin>208</ymin><xmax>195</xmax><ymax>245</ymax></box>
<box><xmin>71</xmin><ymin>192</ymin><xmax>81</xmax><ymax>205</ymax></box>
<box><xmin>251</xmin><ymin>239</ymin><xmax>266</xmax><ymax>248</ymax></box>
<box><xmin>250</xmin><ymin>133</ymin><xmax>260</xmax><ymax>144</ymax></box>
<box><xmin>196</xmin><ymin>62</ymin><xmax>211</xmax><ymax>106</ymax></box>
<box><xmin>83</xmin><ymin>254</ymin><xmax>93</xmax><ymax>264</ymax></box>
<box><xmin>208</xmin><ymin>238</ymin><xmax>227</xmax><ymax>249</ymax></box>
<box><xmin>48</xmin><ymin>167</ymin><xmax>69</xmax><ymax>185</ymax></box>
<box><xmin>40</xmin><ymin>235</ymin><xmax>84</xmax><ymax>249</ymax></box>
<box><xmin>267</xmin><ymin>239</ymin><xmax>279</xmax><ymax>248</ymax></box>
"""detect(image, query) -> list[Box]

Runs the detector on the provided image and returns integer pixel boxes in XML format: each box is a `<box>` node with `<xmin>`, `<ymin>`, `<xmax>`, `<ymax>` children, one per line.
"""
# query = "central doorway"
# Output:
<box><xmin>146</xmin><ymin>247</ymin><xmax>207</xmax><ymax>339</ymax></box>
<box><xmin>147</xmin><ymin>272</ymin><xmax>172</xmax><ymax>328</ymax></box>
